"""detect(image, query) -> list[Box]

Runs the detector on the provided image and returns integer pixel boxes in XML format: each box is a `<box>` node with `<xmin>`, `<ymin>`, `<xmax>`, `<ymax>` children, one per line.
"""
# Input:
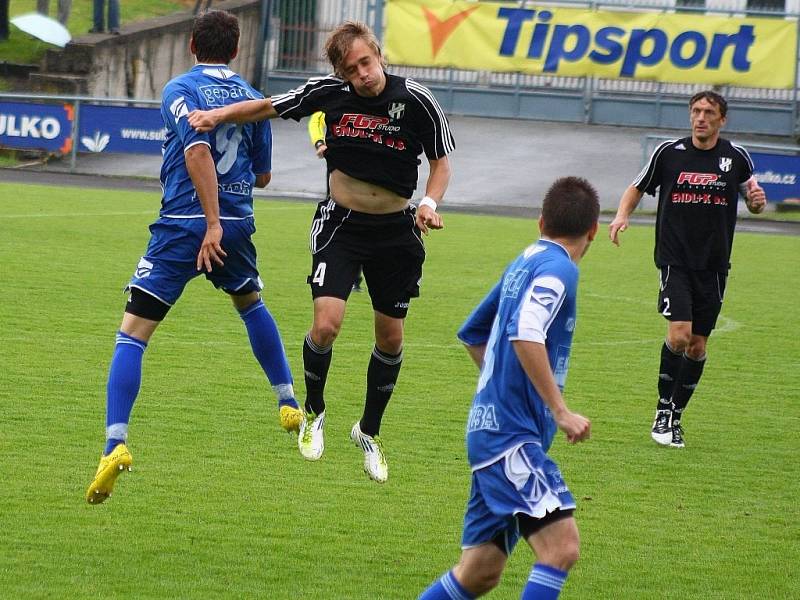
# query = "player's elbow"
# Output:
<box><xmin>255</xmin><ymin>173</ymin><xmax>271</xmax><ymax>188</ymax></box>
<box><xmin>184</xmin><ymin>143</ymin><xmax>211</xmax><ymax>162</ymax></box>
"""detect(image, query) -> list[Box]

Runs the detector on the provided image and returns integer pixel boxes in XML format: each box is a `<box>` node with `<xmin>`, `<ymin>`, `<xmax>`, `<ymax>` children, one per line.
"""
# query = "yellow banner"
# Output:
<box><xmin>385</xmin><ymin>0</ymin><xmax>797</xmax><ymax>88</ymax></box>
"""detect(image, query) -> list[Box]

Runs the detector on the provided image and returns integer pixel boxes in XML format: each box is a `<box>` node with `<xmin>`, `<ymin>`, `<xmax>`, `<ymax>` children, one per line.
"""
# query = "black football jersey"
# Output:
<box><xmin>634</xmin><ymin>137</ymin><xmax>753</xmax><ymax>272</ymax></box>
<box><xmin>270</xmin><ymin>73</ymin><xmax>455</xmax><ymax>199</ymax></box>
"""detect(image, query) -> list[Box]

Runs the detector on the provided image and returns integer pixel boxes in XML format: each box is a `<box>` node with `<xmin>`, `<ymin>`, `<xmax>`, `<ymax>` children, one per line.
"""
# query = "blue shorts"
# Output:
<box><xmin>127</xmin><ymin>217</ymin><xmax>263</xmax><ymax>305</ymax></box>
<box><xmin>462</xmin><ymin>443</ymin><xmax>576</xmax><ymax>555</ymax></box>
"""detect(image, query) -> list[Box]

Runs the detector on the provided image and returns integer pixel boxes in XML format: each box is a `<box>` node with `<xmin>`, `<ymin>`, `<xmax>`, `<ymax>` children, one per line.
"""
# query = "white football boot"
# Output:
<box><xmin>350</xmin><ymin>421</ymin><xmax>388</xmax><ymax>483</ymax></box>
<box><xmin>298</xmin><ymin>411</ymin><xmax>325</xmax><ymax>460</ymax></box>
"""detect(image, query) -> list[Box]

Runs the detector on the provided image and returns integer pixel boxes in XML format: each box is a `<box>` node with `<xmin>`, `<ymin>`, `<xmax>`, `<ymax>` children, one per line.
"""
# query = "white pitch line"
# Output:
<box><xmin>1</xmin><ymin>205</ymin><xmax>311</xmax><ymax>219</ymax></box>
<box><xmin>0</xmin><ymin>211</ymin><xmax>155</xmax><ymax>219</ymax></box>
<box><xmin>581</xmin><ymin>292</ymin><xmax>741</xmax><ymax>346</ymax></box>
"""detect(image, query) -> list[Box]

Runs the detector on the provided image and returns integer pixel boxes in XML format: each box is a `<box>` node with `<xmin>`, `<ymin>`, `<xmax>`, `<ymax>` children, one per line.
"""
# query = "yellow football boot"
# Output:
<box><xmin>279</xmin><ymin>404</ymin><xmax>303</xmax><ymax>434</ymax></box>
<box><xmin>86</xmin><ymin>443</ymin><xmax>133</xmax><ymax>505</ymax></box>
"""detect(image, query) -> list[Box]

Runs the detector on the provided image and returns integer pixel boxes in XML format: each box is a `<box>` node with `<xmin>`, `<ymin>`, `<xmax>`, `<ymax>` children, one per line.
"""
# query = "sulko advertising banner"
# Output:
<box><xmin>385</xmin><ymin>0</ymin><xmax>798</xmax><ymax>88</ymax></box>
<box><xmin>78</xmin><ymin>104</ymin><xmax>166</xmax><ymax>155</ymax></box>
<box><xmin>750</xmin><ymin>152</ymin><xmax>800</xmax><ymax>203</ymax></box>
<box><xmin>0</xmin><ymin>101</ymin><xmax>74</xmax><ymax>153</ymax></box>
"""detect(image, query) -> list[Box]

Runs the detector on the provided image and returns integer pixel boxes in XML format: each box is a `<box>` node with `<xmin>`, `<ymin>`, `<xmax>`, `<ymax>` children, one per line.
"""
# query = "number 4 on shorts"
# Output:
<box><xmin>312</xmin><ymin>262</ymin><xmax>326</xmax><ymax>286</ymax></box>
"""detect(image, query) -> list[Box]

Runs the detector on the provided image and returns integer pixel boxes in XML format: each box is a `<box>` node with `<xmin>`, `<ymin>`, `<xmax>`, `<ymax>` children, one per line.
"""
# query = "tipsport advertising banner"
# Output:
<box><xmin>0</xmin><ymin>102</ymin><xmax>74</xmax><ymax>153</ymax></box>
<box><xmin>385</xmin><ymin>0</ymin><xmax>797</xmax><ymax>88</ymax></box>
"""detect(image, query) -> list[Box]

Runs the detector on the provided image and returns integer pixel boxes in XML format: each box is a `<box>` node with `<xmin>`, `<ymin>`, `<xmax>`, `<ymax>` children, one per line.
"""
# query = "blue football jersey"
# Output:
<box><xmin>159</xmin><ymin>64</ymin><xmax>272</xmax><ymax>219</ymax></box>
<box><xmin>458</xmin><ymin>239</ymin><xmax>579</xmax><ymax>470</ymax></box>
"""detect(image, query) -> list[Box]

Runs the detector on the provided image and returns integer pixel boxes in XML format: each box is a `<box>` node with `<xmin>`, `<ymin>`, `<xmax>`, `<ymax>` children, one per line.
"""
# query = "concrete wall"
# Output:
<box><xmin>30</xmin><ymin>0</ymin><xmax>261</xmax><ymax>99</ymax></box>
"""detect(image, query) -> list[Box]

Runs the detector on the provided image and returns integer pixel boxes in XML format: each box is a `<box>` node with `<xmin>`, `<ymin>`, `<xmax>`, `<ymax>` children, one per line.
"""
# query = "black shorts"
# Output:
<box><xmin>307</xmin><ymin>199</ymin><xmax>426</xmax><ymax>318</ymax></box>
<box><xmin>657</xmin><ymin>266</ymin><xmax>727</xmax><ymax>336</ymax></box>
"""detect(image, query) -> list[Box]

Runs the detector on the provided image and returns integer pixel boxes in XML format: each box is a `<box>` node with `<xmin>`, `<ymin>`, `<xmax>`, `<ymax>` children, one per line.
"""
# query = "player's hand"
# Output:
<box><xmin>416</xmin><ymin>204</ymin><xmax>443</xmax><ymax>235</ymax></box>
<box><xmin>745</xmin><ymin>178</ymin><xmax>766</xmax><ymax>214</ymax></box>
<box><xmin>315</xmin><ymin>143</ymin><xmax>327</xmax><ymax>159</ymax></box>
<box><xmin>196</xmin><ymin>223</ymin><xmax>227</xmax><ymax>272</ymax></box>
<box><xmin>555</xmin><ymin>410</ymin><xmax>591</xmax><ymax>444</ymax></box>
<box><xmin>608</xmin><ymin>216</ymin><xmax>629</xmax><ymax>246</ymax></box>
<box><xmin>188</xmin><ymin>109</ymin><xmax>220</xmax><ymax>133</ymax></box>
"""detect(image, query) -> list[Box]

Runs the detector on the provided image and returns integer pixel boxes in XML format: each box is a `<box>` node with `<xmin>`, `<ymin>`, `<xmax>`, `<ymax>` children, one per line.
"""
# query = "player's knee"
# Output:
<box><xmin>311</xmin><ymin>320</ymin><xmax>341</xmax><ymax>347</ymax></box>
<box><xmin>376</xmin><ymin>333</ymin><xmax>403</xmax><ymax>355</ymax></box>
<box><xmin>455</xmin><ymin>563</ymin><xmax>502</xmax><ymax>595</ymax></box>
<box><xmin>667</xmin><ymin>331</ymin><xmax>690</xmax><ymax>352</ymax></box>
<box><xmin>686</xmin><ymin>341</ymin><xmax>707</xmax><ymax>361</ymax></box>
<box><xmin>556</xmin><ymin>538</ymin><xmax>580</xmax><ymax>571</ymax></box>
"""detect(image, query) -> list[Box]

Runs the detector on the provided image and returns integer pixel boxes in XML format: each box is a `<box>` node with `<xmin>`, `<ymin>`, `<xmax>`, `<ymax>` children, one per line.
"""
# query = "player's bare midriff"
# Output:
<box><xmin>329</xmin><ymin>170</ymin><xmax>409</xmax><ymax>214</ymax></box>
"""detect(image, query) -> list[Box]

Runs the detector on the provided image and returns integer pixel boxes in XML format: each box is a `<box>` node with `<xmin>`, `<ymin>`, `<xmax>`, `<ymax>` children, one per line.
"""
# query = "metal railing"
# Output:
<box><xmin>261</xmin><ymin>0</ymin><xmax>800</xmax><ymax>136</ymax></box>
<box><xmin>0</xmin><ymin>92</ymin><xmax>160</xmax><ymax>171</ymax></box>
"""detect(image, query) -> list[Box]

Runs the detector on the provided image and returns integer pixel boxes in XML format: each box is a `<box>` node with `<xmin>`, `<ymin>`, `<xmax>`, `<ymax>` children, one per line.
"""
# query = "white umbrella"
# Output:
<box><xmin>10</xmin><ymin>13</ymin><xmax>72</xmax><ymax>47</ymax></box>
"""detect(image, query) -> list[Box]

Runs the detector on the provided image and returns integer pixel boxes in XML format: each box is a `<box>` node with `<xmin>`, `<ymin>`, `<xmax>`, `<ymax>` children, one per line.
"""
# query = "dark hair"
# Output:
<box><xmin>324</xmin><ymin>21</ymin><xmax>385</xmax><ymax>78</ymax></box>
<box><xmin>689</xmin><ymin>90</ymin><xmax>727</xmax><ymax>118</ymax></box>
<box><xmin>541</xmin><ymin>177</ymin><xmax>600</xmax><ymax>238</ymax></box>
<box><xmin>192</xmin><ymin>10</ymin><xmax>239</xmax><ymax>64</ymax></box>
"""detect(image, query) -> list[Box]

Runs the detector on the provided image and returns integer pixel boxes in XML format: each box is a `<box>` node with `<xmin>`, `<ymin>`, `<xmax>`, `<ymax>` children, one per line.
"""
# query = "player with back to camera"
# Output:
<box><xmin>188</xmin><ymin>21</ymin><xmax>454</xmax><ymax>483</ymax></box>
<box><xmin>419</xmin><ymin>177</ymin><xmax>597</xmax><ymax>600</ymax></box>
<box><xmin>609</xmin><ymin>90</ymin><xmax>766</xmax><ymax>449</ymax></box>
<box><xmin>85</xmin><ymin>9</ymin><xmax>302</xmax><ymax>505</ymax></box>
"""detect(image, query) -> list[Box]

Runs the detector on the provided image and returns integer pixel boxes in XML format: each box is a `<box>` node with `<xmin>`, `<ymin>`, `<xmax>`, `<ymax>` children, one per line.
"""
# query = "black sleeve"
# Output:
<box><xmin>405</xmin><ymin>79</ymin><xmax>455</xmax><ymax>159</ymax></box>
<box><xmin>632</xmin><ymin>140</ymin><xmax>671</xmax><ymax>196</ymax></box>
<box><xmin>269</xmin><ymin>75</ymin><xmax>343</xmax><ymax>122</ymax></box>
<box><xmin>732</xmin><ymin>143</ymin><xmax>754</xmax><ymax>184</ymax></box>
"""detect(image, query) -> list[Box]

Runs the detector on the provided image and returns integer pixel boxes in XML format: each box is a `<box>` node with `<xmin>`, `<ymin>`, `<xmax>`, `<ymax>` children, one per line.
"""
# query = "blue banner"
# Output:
<box><xmin>78</xmin><ymin>104</ymin><xmax>166</xmax><ymax>155</ymax></box>
<box><xmin>750</xmin><ymin>151</ymin><xmax>800</xmax><ymax>203</ymax></box>
<box><xmin>0</xmin><ymin>101</ymin><xmax>73</xmax><ymax>153</ymax></box>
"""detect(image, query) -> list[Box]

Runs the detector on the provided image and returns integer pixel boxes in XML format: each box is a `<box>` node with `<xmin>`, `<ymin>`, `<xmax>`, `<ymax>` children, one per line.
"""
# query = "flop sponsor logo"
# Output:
<box><xmin>677</xmin><ymin>172</ymin><xmax>720</xmax><ymax>186</ymax></box>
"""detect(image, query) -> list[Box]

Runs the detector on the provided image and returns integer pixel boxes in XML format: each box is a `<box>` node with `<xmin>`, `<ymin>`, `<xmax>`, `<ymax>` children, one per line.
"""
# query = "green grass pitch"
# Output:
<box><xmin>1</xmin><ymin>182</ymin><xmax>798</xmax><ymax>599</ymax></box>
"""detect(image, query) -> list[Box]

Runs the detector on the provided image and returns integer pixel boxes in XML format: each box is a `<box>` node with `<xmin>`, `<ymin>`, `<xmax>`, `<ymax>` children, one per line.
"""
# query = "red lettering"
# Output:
<box><xmin>677</xmin><ymin>172</ymin><xmax>719</xmax><ymax>185</ymax></box>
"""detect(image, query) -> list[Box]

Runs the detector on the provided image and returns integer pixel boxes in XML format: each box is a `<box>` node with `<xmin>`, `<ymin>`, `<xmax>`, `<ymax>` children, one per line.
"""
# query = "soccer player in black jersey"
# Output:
<box><xmin>188</xmin><ymin>21</ymin><xmax>454</xmax><ymax>482</ymax></box>
<box><xmin>609</xmin><ymin>91</ymin><xmax>766</xmax><ymax>449</ymax></box>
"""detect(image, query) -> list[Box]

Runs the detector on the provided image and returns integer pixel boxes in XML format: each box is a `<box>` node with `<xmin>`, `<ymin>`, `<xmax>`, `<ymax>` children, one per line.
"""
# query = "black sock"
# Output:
<box><xmin>303</xmin><ymin>333</ymin><xmax>332</xmax><ymax>415</ymax></box>
<box><xmin>671</xmin><ymin>353</ymin><xmax>706</xmax><ymax>421</ymax></box>
<box><xmin>360</xmin><ymin>346</ymin><xmax>403</xmax><ymax>437</ymax></box>
<box><xmin>657</xmin><ymin>340</ymin><xmax>682</xmax><ymax>412</ymax></box>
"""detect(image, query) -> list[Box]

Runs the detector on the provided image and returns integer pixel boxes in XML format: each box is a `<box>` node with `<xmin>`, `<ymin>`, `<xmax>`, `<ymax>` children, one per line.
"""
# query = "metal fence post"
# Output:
<box><xmin>70</xmin><ymin>98</ymin><xmax>80</xmax><ymax>173</ymax></box>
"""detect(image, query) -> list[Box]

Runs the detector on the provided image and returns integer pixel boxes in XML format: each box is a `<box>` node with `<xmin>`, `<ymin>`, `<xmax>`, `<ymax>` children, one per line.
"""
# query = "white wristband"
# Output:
<box><xmin>419</xmin><ymin>196</ymin><xmax>438</xmax><ymax>212</ymax></box>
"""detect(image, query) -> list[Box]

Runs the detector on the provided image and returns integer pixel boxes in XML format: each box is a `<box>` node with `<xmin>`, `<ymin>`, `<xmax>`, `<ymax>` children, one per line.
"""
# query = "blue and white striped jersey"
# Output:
<box><xmin>458</xmin><ymin>239</ymin><xmax>579</xmax><ymax>470</ymax></box>
<box><xmin>159</xmin><ymin>64</ymin><xmax>272</xmax><ymax>219</ymax></box>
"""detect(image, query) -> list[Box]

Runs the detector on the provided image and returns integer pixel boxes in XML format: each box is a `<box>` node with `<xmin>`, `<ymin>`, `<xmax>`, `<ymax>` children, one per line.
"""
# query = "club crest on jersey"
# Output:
<box><xmin>388</xmin><ymin>102</ymin><xmax>405</xmax><ymax>121</ymax></box>
<box><xmin>719</xmin><ymin>157</ymin><xmax>732</xmax><ymax>172</ymax></box>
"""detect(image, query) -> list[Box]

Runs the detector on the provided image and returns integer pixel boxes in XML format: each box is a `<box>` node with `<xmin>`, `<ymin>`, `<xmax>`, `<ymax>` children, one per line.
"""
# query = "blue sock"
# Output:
<box><xmin>104</xmin><ymin>331</ymin><xmax>147</xmax><ymax>455</ymax></box>
<box><xmin>521</xmin><ymin>564</ymin><xmax>567</xmax><ymax>600</ymax></box>
<box><xmin>239</xmin><ymin>299</ymin><xmax>297</xmax><ymax>409</ymax></box>
<box><xmin>419</xmin><ymin>570</ymin><xmax>475</xmax><ymax>600</ymax></box>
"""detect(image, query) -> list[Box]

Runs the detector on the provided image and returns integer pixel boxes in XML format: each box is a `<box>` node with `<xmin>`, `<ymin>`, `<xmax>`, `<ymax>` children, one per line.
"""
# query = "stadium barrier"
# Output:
<box><xmin>642</xmin><ymin>134</ymin><xmax>800</xmax><ymax>204</ymax></box>
<box><xmin>263</xmin><ymin>0</ymin><xmax>800</xmax><ymax>136</ymax></box>
<box><xmin>0</xmin><ymin>92</ymin><xmax>163</xmax><ymax>172</ymax></box>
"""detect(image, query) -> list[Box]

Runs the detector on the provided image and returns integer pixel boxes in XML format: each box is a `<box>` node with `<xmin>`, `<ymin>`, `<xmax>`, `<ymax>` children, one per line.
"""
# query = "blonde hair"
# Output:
<box><xmin>324</xmin><ymin>21</ymin><xmax>385</xmax><ymax>78</ymax></box>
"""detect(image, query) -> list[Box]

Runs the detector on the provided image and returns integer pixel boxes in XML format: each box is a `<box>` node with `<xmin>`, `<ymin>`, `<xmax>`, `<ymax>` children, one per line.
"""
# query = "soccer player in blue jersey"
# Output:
<box><xmin>419</xmin><ymin>177</ymin><xmax>598</xmax><ymax>600</ymax></box>
<box><xmin>85</xmin><ymin>10</ymin><xmax>302</xmax><ymax>505</ymax></box>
